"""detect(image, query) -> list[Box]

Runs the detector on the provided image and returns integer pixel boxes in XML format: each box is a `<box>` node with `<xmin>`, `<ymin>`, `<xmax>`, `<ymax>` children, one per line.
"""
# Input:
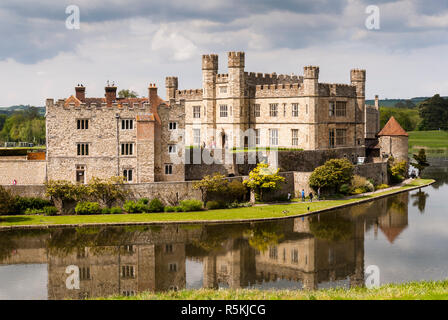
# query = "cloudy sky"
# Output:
<box><xmin>0</xmin><ymin>0</ymin><xmax>447</xmax><ymax>106</ymax></box>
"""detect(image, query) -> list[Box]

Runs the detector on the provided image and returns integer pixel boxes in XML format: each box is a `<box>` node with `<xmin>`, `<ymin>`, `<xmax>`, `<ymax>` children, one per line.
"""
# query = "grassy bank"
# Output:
<box><xmin>102</xmin><ymin>280</ymin><xmax>448</xmax><ymax>300</ymax></box>
<box><xmin>408</xmin><ymin>130</ymin><xmax>448</xmax><ymax>154</ymax></box>
<box><xmin>0</xmin><ymin>179</ymin><xmax>433</xmax><ymax>228</ymax></box>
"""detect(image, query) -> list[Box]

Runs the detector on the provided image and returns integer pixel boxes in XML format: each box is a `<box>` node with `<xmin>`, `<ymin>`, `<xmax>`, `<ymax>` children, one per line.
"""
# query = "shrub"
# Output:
<box><xmin>352</xmin><ymin>188</ymin><xmax>365</xmax><ymax>195</ymax></box>
<box><xmin>388</xmin><ymin>159</ymin><xmax>407</xmax><ymax>183</ymax></box>
<box><xmin>0</xmin><ymin>186</ymin><xmax>15</xmax><ymax>215</ymax></box>
<box><xmin>164</xmin><ymin>206</ymin><xmax>176</xmax><ymax>212</ymax></box>
<box><xmin>123</xmin><ymin>200</ymin><xmax>148</xmax><ymax>213</ymax></box>
<box><xmin>350</xmin><ymin>175</ymin><xmax>374</xmax><ymax>194</ymax></box>
<box><xmin>309</xmin><ymin>159</ymin><xmax>354</xmax><ymax>194</ymax></box>
<box><xmin>24</xmin><ymin>208</ymin><xmax>44</xmax><ymax>215</ymax></box>
<box><xmin>179</xmin><ymin>199</ymin><xmax>203</xmax><ymax>212</ymax></box>
<box><xmin>174</xmin><ymin>206</ymin><xmax>183</xmax><ymax>212</ymax></box>
<box><xmin>375</xmin><ymin>184</ymin><xmax>389</xmax><ymax>190</ymax></box>
<box><xmin>339</xmin><ymin>184</ymin><xmax>351</xmax><ymax>195</ymax></box>
<box><xmin>88</xmin><ymin>176</ymin><xmax>128</xmax><ymax>208</ymax></box>
<box><xmin>138</xmin><ymin>198</ymin><xmax>149</xmax><ymax>205</ymax></box>
<box><xmin>206</xmin><ymin>200</ymin><xmax>227</xmax><ymax>210</ymax></box>
<box><xmin>226</xmin><ymin>180</ymin><xmax>247</xmax><ymax>202</ymax></box>
<box><xmin>148</xmin><ymin>198</ymin><xmax>164</xmax><ymax>213</ymax></box>
<box><xmin>75</xmin><ymin>202</ymin><xmax>101</xmax><ymax>215</ymax></box>
<box><xmin>110</xmin><ymin>206</ymin><xmax>123</xmax><ymax>214</ymax></box>
<box><xmin>101</xmin><ymin>207</ymin><xmax>111</xmax><ymax>214</ymax></box>
<box><xmin>13</xmin><ymin>197</ymin><xmax>52</xmax><ymax>214</ymax></box>
<box><xmin>43</xmin><ymin>206</ymin><xmax>58</xmax><ymax>216</ymax></box>
<box><xmin>244</xmin><ymin>163</ymin><xmax>286</xmax><ymax>201</ymax></box>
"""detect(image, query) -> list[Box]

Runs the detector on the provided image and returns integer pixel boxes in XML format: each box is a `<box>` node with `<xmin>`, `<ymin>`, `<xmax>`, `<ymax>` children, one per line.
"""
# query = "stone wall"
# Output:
<box><xmin>354</xmin><ymin>162</ymin><xmax>388</xmax><ymax>185</ymax></box>
<box><xmin>0</xmin><ymin>158</ymin><xmax>46</xmax><ymax>185</ymax></box>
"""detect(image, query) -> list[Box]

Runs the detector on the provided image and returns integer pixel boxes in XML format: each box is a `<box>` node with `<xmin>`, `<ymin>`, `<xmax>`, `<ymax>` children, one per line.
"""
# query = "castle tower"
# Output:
<box><xmin>165</xmin><ymin>77</ymin><xmax>178</xmax><ymax>101</ymax></box>
<box><xmin>303</xmin><ymin>66</ymin><xmax>319</xmax><ymax>149</ymax></box>
<box><xmin>351</xmin><ymin>69</ymin><xmax>366</xmax><ymax>146</ymax></box>
<box><xmin>228</xmin><ymin>51</ymin><xmax>247</xmax><ymax>147</ymax></box>
<box><xmin>202</xmin><ymin>54</ymin><xmax>218</xmax><ymax>145</ymax></box>
<box><xmin>377</xmin><ymin>116</ymin><xmax>409</xmax><ymax>163</ymax></box>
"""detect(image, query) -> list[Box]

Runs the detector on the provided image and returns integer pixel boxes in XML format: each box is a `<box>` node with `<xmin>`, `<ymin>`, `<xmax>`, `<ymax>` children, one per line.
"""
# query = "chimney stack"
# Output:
<box><xmin>374</xmin><ymin>95</ymin><xmax>379</xmax><ymax>109</ymax></box>
<box><xmin>148</xmin><ymin>83</ymin><xmax>158</xmax><ymax>111</ymax></box>
<box><xmin>105</xmin><ymin>84</ymin><xmax>117</xmax><ymax>107</ymax></box>
<box><xmin>75</xmin><ymin>85</ymin><xmax>85</xmax><ymax>102</ymax></box>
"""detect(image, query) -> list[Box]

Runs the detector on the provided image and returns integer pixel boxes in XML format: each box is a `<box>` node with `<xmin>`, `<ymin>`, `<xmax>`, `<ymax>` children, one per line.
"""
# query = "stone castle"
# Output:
<box><xmin>1</xmin><ymin>51</ymin><xmax>408</xmax><ymax>191</ymax></box>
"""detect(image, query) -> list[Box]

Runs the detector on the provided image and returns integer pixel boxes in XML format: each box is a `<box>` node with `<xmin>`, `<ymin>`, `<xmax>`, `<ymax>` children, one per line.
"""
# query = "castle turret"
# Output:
<box><xmin>303</xmin><ymin>66</ymin><xmax>319</xmax><ymax>96</ymax></box>
<box><xmin>377</xmin><ymin>116</ymin><xmax>409</xmax><ymax>163</ymax></box>
<box><xmin>202</xmin><ymin>54</ymin><xmax>218</xmax><ymax>146</ymax></box>
<box><xmin>165</xmin><ymin>77</ymin><xmax>178</xmax><ymax>101</ymax></box>
<box><xmin>228</xmin><ymin>51</ymin><xmax>246</xmax><ymax>147</ymax></box>
<box><xmin>351</xmin><ymin>69</ymin><xmax>366</xmax><ymax>146</ymax></box>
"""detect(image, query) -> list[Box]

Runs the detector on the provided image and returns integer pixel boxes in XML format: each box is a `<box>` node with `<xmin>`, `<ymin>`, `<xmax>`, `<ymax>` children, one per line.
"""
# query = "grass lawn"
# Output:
<box><xmin>408</xmin><ymin>130</ymin><xmax>448</xmax><ymax>153</ymax></box>
<box><xmin>101</xmin><ymin>280</ymin><xmax>448</xmax><ymax>300</ymax></box>
<box><xmin>0</xmin><ymin>179</ymin><xmax>433</xmax><ymax>228</ymax></box>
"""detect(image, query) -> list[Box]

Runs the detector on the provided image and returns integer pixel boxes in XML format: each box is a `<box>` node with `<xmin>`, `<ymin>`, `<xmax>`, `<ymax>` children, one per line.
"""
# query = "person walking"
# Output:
<box><xmin>301</xmin><ymin>189</ymin><xmax>305</xmax><ymax>202</ymax></box>
<box><xmin>309</xmin><ymin>192</ymin><xmax>314</xmax><ymax>202</ymax></box>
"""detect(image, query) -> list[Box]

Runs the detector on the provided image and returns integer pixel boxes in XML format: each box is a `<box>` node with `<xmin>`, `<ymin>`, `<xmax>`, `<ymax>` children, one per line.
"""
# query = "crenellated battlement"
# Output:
<box><xmin>202</xmin><ymin>54</ymin><xmax>218</xmax><ymax>70</ymax></box>
<box><xmin>350</xmin><ymin>69</ymin><xmax>366</xmax><ymax>82</ymax></box>
<box><xmin>176</xmin><ymin>89</ymin><xmax>203</xmax><ymax>101</ymax></box>
<box><xmin>254</xmin><ymin>83</ymin><xmax>301</xmax><ymax>97</ymax></box>
<box><xmin>304</xmin><ymin>66</ymin><xmax>319</xmax><ymax>79</ymax></box>
<box><xmin>51</xmin><ymin>98</ymin><xmax>151</xmax><ymax>111</ymax></box>
<box><xmin>228</xmin><ymin>51</ymin><xmax>245</xmax><ymax>68</ymax></box>
<box><xmin>246</xmin><ymin>72</ymin><xmax>303</xmax><ymax>85</ymax></box>
<box><xmin>318</xmin><ymin>83</ymin><xmax>357</xmax><ymax>97</ymax></box>
<box><xmin>216</xmin><ymin>73</ymin><xmax>229</xmax><ymax>83</ymax></box>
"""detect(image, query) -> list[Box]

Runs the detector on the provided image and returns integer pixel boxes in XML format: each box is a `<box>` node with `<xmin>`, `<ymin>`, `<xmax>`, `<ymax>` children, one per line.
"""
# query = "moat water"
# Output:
<box><xmin>0</xmin><ymin>157</ymin><xmax>447</xmax><ymax>300</ymax></box>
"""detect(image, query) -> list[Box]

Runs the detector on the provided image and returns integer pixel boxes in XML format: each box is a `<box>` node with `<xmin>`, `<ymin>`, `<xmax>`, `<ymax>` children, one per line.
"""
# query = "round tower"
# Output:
<box><xmin>377</xmin><ymin>116</ymin><xmax>409</xmax><ymax>163</ymax></box>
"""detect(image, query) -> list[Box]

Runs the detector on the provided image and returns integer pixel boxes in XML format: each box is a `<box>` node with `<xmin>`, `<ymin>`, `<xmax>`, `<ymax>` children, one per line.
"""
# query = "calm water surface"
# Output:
<box><xmin>1</xmin><ymin>157</ymin><xmax>447</xmax><ymax>299</ymax></box>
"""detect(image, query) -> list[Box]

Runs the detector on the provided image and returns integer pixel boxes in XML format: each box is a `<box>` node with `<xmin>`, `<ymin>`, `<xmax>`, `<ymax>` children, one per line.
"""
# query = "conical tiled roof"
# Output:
<box><xmin>377</xmin><ymin>116</ymin><xmax>408</xmax><ymax>136</ymax></box>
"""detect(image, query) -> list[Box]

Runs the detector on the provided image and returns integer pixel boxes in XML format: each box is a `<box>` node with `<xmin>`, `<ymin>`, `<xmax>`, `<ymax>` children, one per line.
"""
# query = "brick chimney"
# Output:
<box><xmin>75</xmin><ymin>85</ymin><xmax>85</xmax><ymax>102</ymax></box>
<box><xmin>105</xmin><ymin>85</ymin><xmax>117</xmax><ymax>106</ymax></box>
<box><xmin>375</xmin><ymin>95</ymin><xmax>379</xmax><ymax>109</ymax></box>
<box><xmin>148</xmin><ymin>83</ymin><xmax>158</xmax><ymax>111</ymax></box>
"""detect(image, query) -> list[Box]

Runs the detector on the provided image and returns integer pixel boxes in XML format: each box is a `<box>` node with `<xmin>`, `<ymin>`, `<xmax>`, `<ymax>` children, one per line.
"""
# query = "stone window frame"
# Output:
<box><xmin>269</xmin><ymin>246</ymin><xmax>278</xmax><ymax>260</ymax></box>
<box><xmin>269</xmin><ymin>103</ymin><xmax>278</xmax><ymax>117</ymax></box>
<box><xmin>165</xmin><ymin>244</ymin><xmax>173</xmax><ymax>253</ymax></box>
<box><xmin>77</xmin><ymin>119</ymin><xmax>89</xmax><ymax>130</ymax></box>
<box><xmin>168</xmin><ymin>144</ymin><xmax>177</xmax><ymax>154</ymax></box>
<box><xmin>169</xmin><ymin>263</ymin><xmax>178</xmax><ymax>272</ymax></box>
<box><xmin>165</xmin><ymin>164</ymin><xmax>173</xmax><ymax>175</ymax></box>
<box><xmin>292</xmin><ymin>103</ymin><xmax>299</xmax><ymax>117</ymax></box>
<box><xmin>255</xmin><ymin>129</ymin><xmax>260</xmax><ymax>146</ymax></box>
<box><xmin>193</xmin><ymin>129</ymin><xmax>201</xmax><ymax>146</ymax></box>
<box><xmin>193</xmin><ymin>105</ymin><xmax>201</xmax><ymax>118</ymax></box>
<box><xmin>336</xmin><ymin>128</ymin><xmax>347</xmax><ymax>146</ymax></box>
<box><xmin>291</xmin><ymin>248</ymin><xmax>299</xmax><ymax>264</ymax></box>
<box><xmin>329</xmin><ymin>128</ymin><xmax>335</xmax><ymax>148</ymax></box>
<box><xmin>219</xmin><ymin>86</ymin><xmax>227</xmax><ymax>94</ymax></box>
<box><xmin>80</xmin><ymin>267</ymin><xmax>91</xmax><ymax>280</ymax></box>
<box><xmin>121</xmin><ymin>265</ymin><xmax>135</xmax><ymax>278</ymax></box>
<box><xmin>329</xmin><ymin>101</ymin><xmax>336</xmax><ymax>117</ymax></box>
<box><xmin>168</xmin><ymin>122</ymin><xmax>178</xmax><ymax>131</ymax></box>
<box><xmin>291</xmin><ymin>129</ymin><xmax>299</xmax><ymax>146</ymax></box>
<box><xmin>121</xmin><ymin>119</ymin><xmax>134</xmax><ymax>130</ymax></box>
<box><xmin>219</xmin><ymin>104</ymin><xmax>228</xmax><ymax>117</ymax></box>
<box><xmin>77</xmin><ymin>143</ymin><xmax>90</xmax><ymax>156</ymax></box>
<box><xmin>254</xmin><ymin>104</ymin><xmax>261</xmax><ymax>117</ymax></box>
<box><xmin>283</xmin><ymin>103</ymin><xmax>287</xmax><ymax>117</ymax></box>
<box><xmin>335</xmin><ymin>101</ymin><xmax>347</xmax><ymax>117</ymax></box>
<box><xmin>123</xmin><ymin>168</ymin><xmax>134</xmax><ymax>182</ymax></box>
<box><xmin>120</xmin><ymin>142</ymin><xmax>134</xmax><ymax>156</ymax></box>
<box><xmin>269</xmin><ymin>129</ymin><xmax>279</xmax><ymax>146</ymax></box>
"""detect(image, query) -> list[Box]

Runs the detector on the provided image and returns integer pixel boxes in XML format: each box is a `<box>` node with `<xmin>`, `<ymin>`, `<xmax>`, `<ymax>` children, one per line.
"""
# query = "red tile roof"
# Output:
<box><xmin>377</xmin><ymin>116</ymin><xmax>408</xmax><ymax>136</ymax></box>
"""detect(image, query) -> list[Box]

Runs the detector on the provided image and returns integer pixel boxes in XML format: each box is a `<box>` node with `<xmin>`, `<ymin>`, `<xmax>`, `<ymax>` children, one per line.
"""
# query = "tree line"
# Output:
<box><xmin>380</xmin><ymin>94</ymin><xmax>448</xmax><ymax>131</ymax></box>
<box><xmin>0</xmin><ymin>107</ymin><xmax>45</xmax><ymax>145</ymax></box>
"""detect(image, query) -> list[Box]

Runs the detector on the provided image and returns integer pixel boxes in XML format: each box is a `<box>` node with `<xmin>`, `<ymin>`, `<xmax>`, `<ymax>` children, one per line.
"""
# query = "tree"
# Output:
<box><xmin>418</xmin><ymin>94</ymin><xmax>448</xmax><ymax>130</ymax></box>
<box><xmin>45</xmin><ymin>180</ymin><xmax>90</xmax><ymax>214</ymax></box>
<box><xmin>193</xmin><ymin>173</ymin><xmax>228</xmax><ymax>203</ymax></box>
<box><xmin>243</xmin><ymin>163</ymin><xmax>285</xmax><ymax>201</ymax></box>
<box><xmin>412</xmin><ymin>149</ymin><xmax>430</xmax><ymax>177</ymax></box>
<box><xmin>118</xmin><ymin>89</ymin><xmax>139</xmax><ymax>98</ymax></box>
<box><xmin>88</xmin><ymin>176</ymin><xmax>128</xmax><ymax>208</ymax></box>
<box><xmin>0</xmin><ymin>186</ymin><xmax>14</xmax><ymax>215</ymax></box>
<box><xmin>387</xmin><ymin>157</ymin><xmax>407</xmax><ymax>183</ymax></box>
<box><xmin>309</xmin><ymin>158</ymin><xmax>354</xmax><ymax>193</ymax></box>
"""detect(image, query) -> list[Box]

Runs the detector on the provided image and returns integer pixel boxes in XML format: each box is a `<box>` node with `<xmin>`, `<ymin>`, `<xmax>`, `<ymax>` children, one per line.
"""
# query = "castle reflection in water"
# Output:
<box><xmin>0</xmin><ymin>192</ymin><xmax>412</xmax><ymax>300</ymax></box>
